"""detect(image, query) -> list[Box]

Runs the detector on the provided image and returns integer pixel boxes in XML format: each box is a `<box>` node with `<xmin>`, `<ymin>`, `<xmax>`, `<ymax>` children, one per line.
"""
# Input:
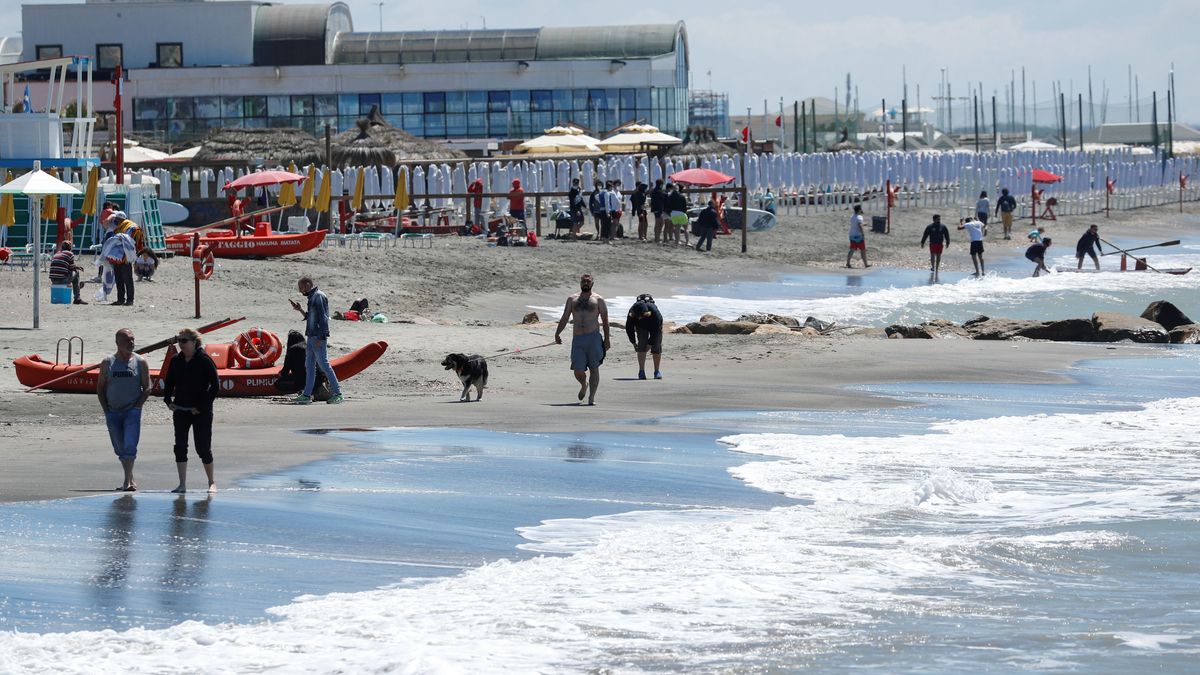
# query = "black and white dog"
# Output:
<box><xmin>441</xmin><ymin>353</ymin><xmax>489</xmax><ymax>402</ymax></box>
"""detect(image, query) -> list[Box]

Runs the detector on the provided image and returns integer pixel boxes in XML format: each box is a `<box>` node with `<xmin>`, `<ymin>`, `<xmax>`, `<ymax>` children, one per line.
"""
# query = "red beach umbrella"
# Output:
<box><xmin>1031</xmin><ymin>169</ymin><xmax>1063</xmax><ymax>184</ymax></box>
<box><xmin>669</xmin><ymin>168</ymin><xmax>735</xmax><ymax>187</ymax></box>
<box><xmin>223</xmin><ymin>170</ymin><xmax>307</xmax><ymax>191</ymax></box>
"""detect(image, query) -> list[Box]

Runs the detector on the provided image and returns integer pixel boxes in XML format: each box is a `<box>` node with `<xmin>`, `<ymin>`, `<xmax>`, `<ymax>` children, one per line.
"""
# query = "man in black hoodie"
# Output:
<box><xmin>163</xmin><ymin>327</ymin><xmax>221</xmax><ymax>493</ymax></box>
<box><xmin>649</xmin><ymin>179</ymin><xmax>667</xmax><ymax>243</ymax></box>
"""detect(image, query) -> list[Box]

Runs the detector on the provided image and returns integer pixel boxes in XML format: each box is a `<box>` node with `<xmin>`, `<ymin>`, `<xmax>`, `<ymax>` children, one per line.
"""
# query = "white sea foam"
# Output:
<box><xmin>3</xmin><ymin>398</ymin><xmax>1198</xmax><ymax>672</ymax></box>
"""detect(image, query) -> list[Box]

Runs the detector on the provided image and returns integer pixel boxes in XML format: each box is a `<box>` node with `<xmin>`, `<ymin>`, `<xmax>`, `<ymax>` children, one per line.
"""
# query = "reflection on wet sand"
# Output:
<box><xmin>91</xmin><ymin>495</ymin><xmax>137</xmax><ymax>595</ymax></box>
<box><xmin>565</xmin><ymin>443</ymin><xmax>604</xmax><ymax>462</ymax></box>
<box><xmin>158</xmin><ymin>496</ymin><xmax>212</xmax><ymax>608</ymax></box>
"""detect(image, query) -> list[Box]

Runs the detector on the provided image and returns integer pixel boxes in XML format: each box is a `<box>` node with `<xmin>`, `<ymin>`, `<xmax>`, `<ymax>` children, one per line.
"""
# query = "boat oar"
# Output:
<box><xmin>1098</xmin><ymin>237</ymin><xmax>1166</xmax><ymax>273</ymax></box>
<box><xmin>1099</xmin><ymin>238</ymin><xmax>1180</xmax><ymax>256</ymax></box>
<box><xmin>24</xmin><ymin>316</ymin><xmax>245</xmax><ymax>393</ymax></box>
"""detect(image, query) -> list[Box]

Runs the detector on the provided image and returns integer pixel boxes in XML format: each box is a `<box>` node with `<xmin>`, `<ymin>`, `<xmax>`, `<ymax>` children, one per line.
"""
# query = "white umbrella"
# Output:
<box><xmin>1</xmin><ymin>160</ymin><xmax>83</xmax><ymax>328</ymax></box>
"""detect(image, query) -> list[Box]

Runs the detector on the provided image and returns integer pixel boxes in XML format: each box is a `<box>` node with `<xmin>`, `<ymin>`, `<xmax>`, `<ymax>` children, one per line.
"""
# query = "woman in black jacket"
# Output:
<box><xmin>163</xmin><ymin>327</ymin><xmax>221</xmax><ymax>493</ymax></box>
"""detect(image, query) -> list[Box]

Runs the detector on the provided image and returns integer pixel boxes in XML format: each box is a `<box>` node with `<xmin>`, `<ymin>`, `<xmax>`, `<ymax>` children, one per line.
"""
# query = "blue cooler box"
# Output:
<box><xmin>50</xmin><ymin>284</ymin><xmax>72</xmax><ymax>304</ymax></box>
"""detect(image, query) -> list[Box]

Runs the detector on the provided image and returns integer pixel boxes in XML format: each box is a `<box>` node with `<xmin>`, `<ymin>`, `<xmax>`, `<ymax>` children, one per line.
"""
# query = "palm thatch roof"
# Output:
<box><xmin>330</xmin><ymin>106</ymin><xmax>466</xmax><ymax>167</ymax></box>
<box><xmin>122</xmin><ymin>133</ymin><xmax>173</xmax><ymax>153</ymax></box>
<box><xmin>664</xmin><ymin>126</ymin><xmax>733</xmax><ymax>157</ymax></box>
<box><xmin>194</xmin><ymin>127</ymin><xmax>324</xmax><ymax>165</ymax></box>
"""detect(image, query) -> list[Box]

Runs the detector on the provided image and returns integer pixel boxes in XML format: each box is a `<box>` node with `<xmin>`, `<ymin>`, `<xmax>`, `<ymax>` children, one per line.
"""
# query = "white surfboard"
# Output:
<box><xmin>158</xmin><ymin>200</ymin><xmax>189</xmax><ymax>225</ymax></box>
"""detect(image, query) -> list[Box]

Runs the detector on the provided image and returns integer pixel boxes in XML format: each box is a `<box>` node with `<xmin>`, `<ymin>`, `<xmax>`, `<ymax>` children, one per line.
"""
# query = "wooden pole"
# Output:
<box><xmin>811</xmin><ymin>100</ymin><xmax>818</xmax><ymax>151</ymax></box>
<box><xmin>535</xmin><ymin>194</ymin><xmax>542</xmax><ymax>237</ymax></box>
<box><xmin>1077</xmin><ymin>93</ymin><xmax>1084</xmax><ymax>151</ymax></box>
<box><xmin>973</xmin><ymin>95</ymin><xmax>980</xmax><ymax>153</ymax></box>
<box><xmin>740</xmin><ymin>137</ymin><xmax>748</xmax><ymax>253</ymax></box>
<box><xmin>1060</xmin><ymin>92</ymin><xmax>1068</xmax><ymax>151</ymax></box>
<box><xmin>992</xmin><ymin>95</ymin><xmax>998</xmax><ymax>151</ymax></box>
<box><xmin>793</xmin><ymin>101</ymin><xmax>799</xmax><ymax>153</ymax></box>
<box><xmin>902</xmin><ymin>98</ymin><xmax>908</xmax><ymax>151</ymax></box>
<box><xmin>801</xmin><ymin>102</ymin><xmax>807</xmax><ymax>153</ymax></box>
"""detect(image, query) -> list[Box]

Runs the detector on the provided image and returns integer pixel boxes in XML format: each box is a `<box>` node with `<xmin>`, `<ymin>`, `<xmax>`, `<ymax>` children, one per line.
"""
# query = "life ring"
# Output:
<box><xmin>193</xmin><ymin>246</ymin><xmax>215</xmax><ymax>280</ymax></box>
<box><xmin>232</xmin><ymin>328</ymin><xmax>282</xmax><ymax>369</ymax></box>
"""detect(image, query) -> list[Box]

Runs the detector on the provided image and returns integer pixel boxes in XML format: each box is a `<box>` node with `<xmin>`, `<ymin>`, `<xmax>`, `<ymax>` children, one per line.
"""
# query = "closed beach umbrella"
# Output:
<box><xmin>80</xmin><ymin>167</ymin><xmax>100</xmax><ymax>216</ymax></box>
<box><xmin>278</xmin><ymin>163</ymin><xmax>299</xmax><ymax>207</ymax></box>
<box><xmin>394</xmin><ymin>168</ymin><xmax>410</xmax><ymax>211</ymax></box>
<box><xmin>351</xmin><ymin>167</ymin><xmax>366</xmax><ymax>211</ymax></box>
<box><xmin>316</xmin><ymin>169</ymin><xmax>332</xmax><ymax>213</ymax></box>
<box><xmin>0</xmin><ymin>172</ymin><xmax>13</xmax><ymax>227</ymax></box>
<box><xmin>299</xmin><ymin>166</ymin><xmax>317</xmax><ymax>209</ymax></box>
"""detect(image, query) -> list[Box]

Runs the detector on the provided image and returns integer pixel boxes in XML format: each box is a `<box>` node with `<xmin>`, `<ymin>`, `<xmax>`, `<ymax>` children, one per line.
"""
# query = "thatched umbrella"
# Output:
<box><xmin>664</xmin><ymin>125</ymin><xmax>732</xmax><ymax>157</ymax></box>
<box><xmin>194</xmin><ymin>127</ymin><xmax>323</xmax><ymax>166</ymax></box>
<box><xmin>331</xmin><ymin>106</ymin><xmax>466</xmax><ymax>167</ymax></box>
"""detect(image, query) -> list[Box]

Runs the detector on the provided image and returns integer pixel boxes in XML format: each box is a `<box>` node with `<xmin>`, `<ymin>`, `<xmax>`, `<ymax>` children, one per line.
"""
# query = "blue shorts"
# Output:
<box><xmin>570</xmin><ymin>331</ymin><xmax>605</xmax><ymax>371</ymax></box>
<box><xmin>105</xmin><ymin>407</ymin><xmax>142</xmax><ymax>460</ymax></box>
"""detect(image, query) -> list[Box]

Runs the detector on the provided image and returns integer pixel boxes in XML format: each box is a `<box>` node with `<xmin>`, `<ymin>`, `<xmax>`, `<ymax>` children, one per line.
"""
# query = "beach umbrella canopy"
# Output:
<box><xmin>278</xmin><ymin>163</ymin><xmax>299</xmax><ymax>207</ymax></box>
<box><xmin>600</xmin><ymin>127</ymin><xmax>682</xmax><ymax>153</ymax></box>
<box><xmin>315</xmin><ymin>169</ymin><xmax>333</xmax><ymax>213</ymax></box>
<box><xmin>1032</xmin><ymin>169</ymin><xmax>1063</xmax><ymax>183</ymax></box>
<box><xmin>299</xmin><ymin>166</ymin><xmax>317</xmax><ymax>209</ymax></box>
<box><xmin>1</xmin><ymin>160</ymin><xmax>83</xmax><ymax>329</ymax></box>
<box><xmin>394</xmin><ymin>168</ymin><xmax>410</xmax><ymax>211</ymax></box>
<box><xmin>1009</xmin><ymin>140</ymin><xmax>1059</xmax><ymax>151</ymax></box>
<box><xmin>351</xmin><ymin>167</ymin><xmax>366</xmax><ymax>211</ymax></box>
<box><xmin>0</xmin><ymin>171</ymin><xmax>13</xmax><ymax>226</ymax></box>
<box><xmin>669</xmin><ymin>167</ymin><xmax>735</xmax><ymax>187</ymax></box>
<box><xmin>168</xmin><ymin>146</ymin><xmax>202</xmax><ymax>160</ymax></box>
<box><xmin>515</xmin><ymin>133</ymin><xmax>602</xmax><ymax>155</ymax></box>
<box><xmin>224</xmin><ymin>170</ymin><xmax>306</xmax><ymax>191</ymax></box>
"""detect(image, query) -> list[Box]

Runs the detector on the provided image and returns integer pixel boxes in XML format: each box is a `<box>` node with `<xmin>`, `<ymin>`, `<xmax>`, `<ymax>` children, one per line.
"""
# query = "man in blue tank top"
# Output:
<box><xmin>97</xmin><ymin>328</ymin><xmax>151</xmax><ymax>491</ymax></box>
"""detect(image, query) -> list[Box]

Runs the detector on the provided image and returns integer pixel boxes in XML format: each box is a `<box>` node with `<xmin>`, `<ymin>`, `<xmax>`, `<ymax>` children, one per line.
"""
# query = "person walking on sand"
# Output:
<box><xmin>631</xmin><ymin>181</ymin><xmax>649</xmax><ymax>241</ymax></box>
<box><xmin>975</xmin><ymin>191</ymin><xmax>990</xmax><ymax>225</ymax></box>
<box><xmin>1076</xmin><ymin>224</ymin><xmax>1104</xmax><ymax>270</ymax></box>
<box><xmin>554</xmin><ymin>274</ymin><xmax>611</xmax><ymax>406</ymax></box>
<box><xmin>467</xmin><ymin>177</ymin><xmax>484</xmax><ymax>232</ymax></box>
<box><xmin>1026</xmin><ymin>237</ymin><xmax>1052</xmax><ymax>276</ymax></box>
<box><xmin>996</xmin><ymin>188</ymin><xmax>1017</xmax><ymax>240</ymax></box>
<box><xmin>695</xmin><ymin>200</ymin><xmax>719</xmax><ymax>252</ymax></box>
<box><xmin>163</xmin><ymin>327</ymin><xmax>220</xmax><ymax>494</ymax></box>
<box><xmin>97</xmin><ymin>328</ymin><xmax>151</xmax><ymax>491</ymax></box>
<box><xmin>957</xmin><ymin>215</ymin><xmax>987</xmax><ymax>276</ymax></box>
<box><xmin>508</xmin><ymin>179</ymin><xmax>525</xmax><ymax>223</ymax></box>
<box><xmin>920</xmin><ymin>214</ymin><xmax>951</xmax><ymax>277</ymax></box>
<box><xmin>626</xmin><ymin>293</ymin><xmax>664</xmax><ymax>380</ymax></box>
<box><xmin>846</xmin><ymin>204</ymin><xmax>870</xmax><ymax>268</ymax></box>
<box><xmin>650</xmin><ymin>179</ymin><xmax>667</xmax><ymax>243</ymax></box>
<box><xmin>289</xmin><ymin>276</ymin><xmax>344</xmax><ymax>404</ymax></box>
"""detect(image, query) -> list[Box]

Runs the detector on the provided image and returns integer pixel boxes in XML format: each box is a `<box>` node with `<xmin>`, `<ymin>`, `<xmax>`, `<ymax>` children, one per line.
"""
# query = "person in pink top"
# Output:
<box><xmin>508</xmin><ymin>179</ymin><xmax>526</xmax><ymax>222</ymax></box>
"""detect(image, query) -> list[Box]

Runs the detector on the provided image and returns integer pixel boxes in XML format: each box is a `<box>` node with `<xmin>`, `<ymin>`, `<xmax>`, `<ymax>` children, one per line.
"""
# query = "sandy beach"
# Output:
<box><xmin>1</xmin><ymin>200</ymin><xmax>1194</xmax><ymax>502</ymax></box>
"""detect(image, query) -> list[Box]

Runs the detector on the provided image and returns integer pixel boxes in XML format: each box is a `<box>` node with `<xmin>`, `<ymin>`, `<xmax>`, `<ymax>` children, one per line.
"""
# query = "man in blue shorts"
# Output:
<box><xmin>554</xmin><ymin>274</ymin><xmax>611</xmax><ymax>405</ymax></box>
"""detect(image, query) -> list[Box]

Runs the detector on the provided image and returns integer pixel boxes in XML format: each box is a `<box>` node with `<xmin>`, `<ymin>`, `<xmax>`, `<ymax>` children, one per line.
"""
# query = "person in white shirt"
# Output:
<box><xmin>845</xmin><ymin>204</ymin><xmax>870</xmax><ymax>268</ymax></box>
<box><xmin>957</xmin><ymin>216</ymin><xmax>988</xmax><ymax>276</ymax></box>
<box><xmin>604</xmin><ymin>182</ymin><xmax>622</xmax><ymax>242</ymax></box>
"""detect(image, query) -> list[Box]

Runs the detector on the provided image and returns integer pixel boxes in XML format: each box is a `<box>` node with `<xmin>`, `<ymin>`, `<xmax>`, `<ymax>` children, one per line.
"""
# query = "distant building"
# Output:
<box><xmin>14</xmin><ymin>1</ymin><xmax>690</xmax><ymax>142</ymax></box>
<box><xmin>1082</xmin><ymin>122</ymin><xmax>1200</xmax><ymax>145</ymax></box>
<box><xmin>688</xmin><ymin>90</ymin><xmax>728</xmax><ymax>137</ymax></box>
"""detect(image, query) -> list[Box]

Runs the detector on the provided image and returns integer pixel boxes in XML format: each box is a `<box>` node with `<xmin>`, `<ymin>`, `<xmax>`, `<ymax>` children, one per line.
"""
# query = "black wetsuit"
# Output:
<box><xmin>1076</xmin><ymin>230</ymin><xmax>1103</xmax><ymax>257</ymax></box>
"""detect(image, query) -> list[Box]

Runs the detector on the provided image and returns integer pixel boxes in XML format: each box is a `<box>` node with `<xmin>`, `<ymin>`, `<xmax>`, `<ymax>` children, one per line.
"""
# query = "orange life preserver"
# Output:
<box><xmin>232</xmin><ymin>328</ymin><xmax>282</xmax><ymax>369</ymax></box>
<box><xmin>193</xmin><ymin>245</ymin><xmax>215</xmax><ymax>280</ymax></box>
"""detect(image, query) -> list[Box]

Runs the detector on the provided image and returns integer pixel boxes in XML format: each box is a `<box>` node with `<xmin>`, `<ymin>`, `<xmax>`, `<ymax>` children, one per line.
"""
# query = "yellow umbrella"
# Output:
<box><xmin>351</xmin><ymin>168</ymin><xmax>365</xmax><ymax>211</ymax></box>
<box><xmin>316</xmin><ymin>169</ymin><xmax>332</xmax><ymax>213</ymax></box>
<box><xmin>393</xmin><ymin>169</ymin><xmax>410</xmax><ymax>211</ymax></box>
<box><xmin>80</xmin><ymin>167</ymin><xmax>100</xmax><ymax>216</ymax></box>
<box><xmin>42</xmin><ymin>169</ymin><xmax>60</xmax><ymax>221</ymax></box>
<box><xmin>299</xmin><ymin>165</ymin><xmax>317</xmax><ymax>209</ymax></box>
<box><xmin>0</xmin><ymin>172</ymin><xmax>13</xmax><ymax>227</ymax></box>
<box><xmin>278</xmin><ymin>162</ymin><xmax>298</xmax><ymax>208</ymax></box>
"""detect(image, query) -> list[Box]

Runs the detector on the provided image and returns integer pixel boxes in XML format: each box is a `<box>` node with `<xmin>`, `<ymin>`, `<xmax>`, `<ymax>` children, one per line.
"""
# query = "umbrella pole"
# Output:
<box><xmin>32</xmin><ymin>197</ymin><xmax>41</xmax><ymax>329</ymax></box>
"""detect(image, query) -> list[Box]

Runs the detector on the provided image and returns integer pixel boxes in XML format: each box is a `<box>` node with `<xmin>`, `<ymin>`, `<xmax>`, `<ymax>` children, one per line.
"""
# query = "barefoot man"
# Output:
<box><xmin>555</xmin><ymin>274</ymin><xmax>611</xmax><ymax>405</ymax></box>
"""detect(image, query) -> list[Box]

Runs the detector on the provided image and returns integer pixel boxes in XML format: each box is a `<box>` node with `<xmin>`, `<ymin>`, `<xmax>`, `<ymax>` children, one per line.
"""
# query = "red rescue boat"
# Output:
<box><xmin>14</xmin><ymin>340</ymin><xmax>387</xmax><ymax>397</ymax></box>
<box><xmin>164</xmin><ymin>227</ymin><xmax>326</xmax><ymax>258</ymax></box>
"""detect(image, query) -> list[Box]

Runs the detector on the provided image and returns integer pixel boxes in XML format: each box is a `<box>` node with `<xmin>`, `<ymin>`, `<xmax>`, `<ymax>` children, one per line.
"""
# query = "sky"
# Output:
<box><xmin>0</xmin><ymin>0</ymin><xmax>1194</xmax><ymax>124</ymax></box>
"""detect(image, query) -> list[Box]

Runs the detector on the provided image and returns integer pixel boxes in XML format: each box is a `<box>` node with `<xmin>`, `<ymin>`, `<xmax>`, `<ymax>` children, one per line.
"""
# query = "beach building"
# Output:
<box><xmin>1082</xmin><ymin>122</ymin><xmax>1200</xmax><ymax>146</ymax></box>
<box><xmin>12</xmin><ymin>0</ymin><xmax>690</xmax><ymax>145</ymax></box>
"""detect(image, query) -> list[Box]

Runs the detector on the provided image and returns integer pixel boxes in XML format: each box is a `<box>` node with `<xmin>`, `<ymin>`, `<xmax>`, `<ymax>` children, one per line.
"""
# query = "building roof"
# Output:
<box><xmin>1083</xmin><ymin>122</ymin><xmax>1200</xmax><ymax>144</ymax></box>
<box><xmin>254</xmin><ymin>2</ymin><xmax>353</xmax><ymax>66</ymax></box>
<box><xmin>331</xmin><ymin>22</ymin><xmax>686</xmax><ymax>65</ymax></box>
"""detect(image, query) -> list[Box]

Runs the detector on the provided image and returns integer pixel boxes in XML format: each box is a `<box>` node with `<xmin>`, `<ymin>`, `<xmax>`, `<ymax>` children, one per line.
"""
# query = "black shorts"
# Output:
<box><xmin>1076</xmin><ymin>249</ymin><xmax>1097</xmax><ymax>259</ymax></box>
<box><xmin>635</xmin><ymin>327</ymin><xmax>662</xmax><ymax>354</ymax></box>
<box><xmin>970</xmin><ymin>240</ymin><xmax>984</xmax><ymax>255</ymax></box>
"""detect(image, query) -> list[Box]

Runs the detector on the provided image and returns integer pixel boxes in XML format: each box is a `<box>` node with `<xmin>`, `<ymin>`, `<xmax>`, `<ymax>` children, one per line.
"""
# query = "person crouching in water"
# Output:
<box><xmin>1026</xmin><ymin>237</ymin><xmax>1052</xmax><ymax>277</ymax></box>
<box><xmin>163</xmin><ymin>327</ymin><xmax>220</xmax><ymax>493</ymax></box>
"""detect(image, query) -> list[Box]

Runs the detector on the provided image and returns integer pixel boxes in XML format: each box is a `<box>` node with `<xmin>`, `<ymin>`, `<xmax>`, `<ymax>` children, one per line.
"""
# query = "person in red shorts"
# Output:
<box><xmin>920</xmin><ymin>214</ymin><xmax>951</xmax><ymax>278</ymax></box>
<box><xmin>845</xmin><ymin>204</ymin><xmax>870</xmax><ymax>268</ymax></box>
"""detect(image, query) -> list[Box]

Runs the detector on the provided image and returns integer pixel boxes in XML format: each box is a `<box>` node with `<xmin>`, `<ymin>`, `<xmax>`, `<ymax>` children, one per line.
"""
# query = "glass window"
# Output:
<box><xmin>244</xmin><ymin>117</ymin><xmax>267</xmax><ymax>129</ymax></box>
<box><xmin>244</xmin><ymin>96</ymin><xmax>267</xmax><ymax>118</ymax></box>
<box><xmin>605</xmin><ymin>89</ymin><xmax>619</xmax><ymax>109</ymax></box>
<box><xmin>588</xmin><ymin>89</ymin><xmax>607</xmax><ymax>110</ymax></box>
<box><xmin>552</xmin><ymin>89</ymin><xmax>571</xmax><ymax>112</ymax></box>
<box><xmin>96</xmin><ymin>44</ymin><xmax>122</xmax><ymax>71</ymax></box>
<box><xmin>509</xmin><ymin>90</ymin><xmax>529</xmax><ymax>112</ymax></box>
<box><xmin>36</xmin><ymin>45</ymin><xmax>62</xmax><ymax>60</ymax></box>
<box><xmin>338</xmin><ymin>115</ymin><xmax>357</xmax><ymax>131</ymax></box>
<box><xmin>530</xmin><ymin>90</ymin><xmax>552</xmax><ymax>112</ymax></box>
<box><xmin>315</xmin><ymin>95</ymin><xmax>338</xmax><ymax>117</ymax></box>
<box><xmin>445</xmin><ymin>91</ymin><xmax>466</xmax><ymax>114</ymax></box>
<box><xmin>221</xmin><ymin>96</ymin><xmax>242</xmax><ymax>118</ymax></box>
<box><xmin>532</xmin><ymin>112</ymin><xmax>552</xmax><ymax>131</ymax></box>
<box><xmin>488</xmin><ymin>90</ymin><xmax>510</xmax><ymax>113</ymax></box>
<box><xmin>446</xmin><ymin>113</ymin><xmax>467</xmax><ymax>136</ymax></box>
<box><xmin>423</xmin><ymin>92</ymin><xmax>445</xmax><ymax>114</ymax></box>
<box><xmin>636</xmin><ymin>88</ymin><xmax>651</xmax><ymax>108</ymax></box>
<box><xmin>156</xmin><ymin>43</ymin><xmax>182</xmax><ymax>68</ymax></box>
<box><xmin>195</xmin><ymin>96</ymin><xmax>220</xmax><ymax>118</ymax></box>
<box><xmin>167</xmin><ymin>97</ymin><xmax>194</xmax><ymax>119</ymax></box>
<box><xmin>468</xmin><ymin>113</ymin><xmax>487</xmax><ymax>136</ymax></box>
<box><xmin>620</xmin><ymin>89</ymin><xmax>636</xmax><ymax>115</ymax></box>
<box><xmin>200</xmin><ymin>118</ymin><xmax>224</xmax><ymax>130</ymax></box>
<box><xmin>402</xmin><ymin>92</ymin><xmax>422</xmax><ymax>114</ymax></box>
<box><xmin>336</xmin><ymin>95</ymin><xmax>356</xmax><ymax>116</ymax></box>
<box><xmin>267</xmin><ymin>96</ymin><xmax>289</xmax><ymax>118</ymax></box>
<box><xmin>268</xmin><ymin>117</ymin><xmax>293</xmax><ymax>129</ymax></box>
<box><xmin>382</xmin><ymin>93</ymin><xmax>404</xmax><ymax>115</ymax></box>
<box><xmin>358</xmin><ymin>93</ymin><xmax>380</xmax><ymax>114</ymax></box>
<box><xmin>467</xmin><ymin>91</ymin><xmax>487</xmax><ymax>113</ymax></box>
<box><xmin>425</xmin><ymin>114</ymin><xmax>445</xmax><ymax>136</ymax></box>
<box><xmin>291</xmin><ymin>95</ymin><xmax>314</xmax><ymax>116</ymax></box>
<box><xmin>134</xmin><ymin>98</ymin><xmax>165</xmax><ymax>120</ymax></box>
<box><xmin>167</xmin><ymin>119</ymin><xmax>193</xmax><ymax>137</ymax></box>
<box><xmin>488</xmin><ymin>112</ymin><xmax>508</xmax><ymax>136</ymax></box>
<box><xmin>402</xmin><ymin>114</ymin><xmax>423</xmax><ymax>134</ymax></box>
<box><xmin>573</xmin><ymin>89</ymin><xmax>588</xmax><ymax>111</ymax></box>
<box><xmin>385</xmin><ymin>114</ymin><xmax>403</xmax><ymax>127</ymax></box>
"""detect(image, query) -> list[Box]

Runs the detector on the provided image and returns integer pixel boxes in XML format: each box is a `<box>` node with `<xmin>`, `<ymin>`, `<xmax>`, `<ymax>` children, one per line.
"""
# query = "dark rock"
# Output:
<box><xmin>962</xmin><ymin>315</ymin><xmax>991</xmax><ymax>328</ymax></box>
<box><xmin>697</xmin><ymin>314</ymin><xmax>726</xmax><ymax>324</ymax></box>
<box><xmin>1017</xmin><ymin>318</ymin><xmax>1096</xmax><ymax>341</ymax></box>
<box><xmin>737</xmin><ymin>313</ymin><xmax>800</xmax><ymax>328</ymax></box>
<box><xmin>1092</xmin><ymin>312</ymin><xmax>1169</xmax><ymax>343</ymax></box>
<box><xmin>685</xmin><ymin>320</ymin><xmax>760</xmax><ymax>335</ymax></box>
<box><xmin>963</xmin><ymin>317</ymin><xmax>1048</xmax><ymax>340</ymax></box>
<box><xmin>1141</xmin><ymin>301</ymin><xmax>1194</xmax><ymax>331</ymax></box>
<box><xmin>803</xmin><ymin>316</ymin><xmax>836</xmax><ymax>332</ymax></box>
<box><xmin>1169</xmin><ymin>323</ymin><xmax>1200</xmax><ymax>344</ymax></box>
<box><xmin>885</xmin><ymin>324</ymin><xmax>932</xmax><ymax>339</ymax></box>
<box><xmin>521</xmin><ymin>311</ymin><xmax>540</xmax><ymax>324</ymax></box>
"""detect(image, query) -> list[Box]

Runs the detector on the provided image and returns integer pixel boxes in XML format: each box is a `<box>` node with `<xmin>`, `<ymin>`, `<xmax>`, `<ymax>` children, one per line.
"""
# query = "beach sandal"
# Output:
<box><xmin>122</xmin><ymin>484</ymin><xmax>137</xmax><ymax>492</ymax></box>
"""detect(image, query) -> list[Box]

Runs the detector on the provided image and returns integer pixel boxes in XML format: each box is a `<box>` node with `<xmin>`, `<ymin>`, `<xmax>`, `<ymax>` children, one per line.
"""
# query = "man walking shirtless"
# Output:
<box><xmin>554</xmin><ymin>274</ymin><xmax>611</xmax><ymax>405</ymax></box>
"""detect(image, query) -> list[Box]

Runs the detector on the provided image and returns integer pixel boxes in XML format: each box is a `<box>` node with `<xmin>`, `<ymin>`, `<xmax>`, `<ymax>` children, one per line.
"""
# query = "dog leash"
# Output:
<box><xmin>492</xmin><ymin>341</ymin><xmax>558</xmax><ymax>359</ymax></box>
